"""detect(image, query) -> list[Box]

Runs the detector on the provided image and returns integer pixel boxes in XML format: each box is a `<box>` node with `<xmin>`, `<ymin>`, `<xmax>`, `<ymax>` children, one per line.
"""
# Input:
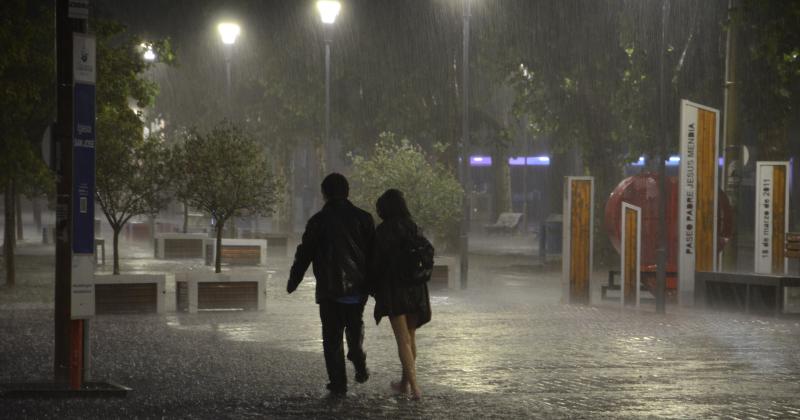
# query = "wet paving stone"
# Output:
<box><xmin>2</xmin><ymin>251</ymin><xmax>800</xmax><ymax>418</ymax></box>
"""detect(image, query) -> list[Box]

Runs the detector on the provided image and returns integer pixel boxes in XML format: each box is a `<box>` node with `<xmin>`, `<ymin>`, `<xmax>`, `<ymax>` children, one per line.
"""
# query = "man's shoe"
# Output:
<box><xmin>326</xmin><ymin>383</ymin><xmax>347</xmax><ymax>395</ymax></box>
<box><xmin>354</xmin><ymin>366</ymin><xmax>370</xmax><ymax>383</ymax></box>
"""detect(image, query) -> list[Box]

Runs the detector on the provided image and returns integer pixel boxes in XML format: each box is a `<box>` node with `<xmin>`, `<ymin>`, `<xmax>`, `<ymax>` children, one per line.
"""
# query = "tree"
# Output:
<box><xmin>95</xmin><ymin>129</ymin><xmax>171</xmax><ymax>274</ymax></box>
<box><xmin>735</xmin><ymin>0</ymin><xmax>800</xmax><ymax>159</ymax></box>
<box><xmin>174</xmin><ymin>121</ymin><xmax>280</xmax><ymax>273</ymax></box>
<box><xmin>349</xmin><ymin>133</ymin><xmax>462</xmax><ymax>246</ymax></box>
<box><xmin>0</xmin><ymin>0</ymin><xmax>55</xmax><ymax>286</ymax></box>
<box><xmin>92</xmin><ymin>18</ymin><xmax>173</xmax><ymax>275</ymax></box>
<box><xmin>483</xmin><ymin>1</ymin><xmax>726</xmax><ymax>266</ymax></box>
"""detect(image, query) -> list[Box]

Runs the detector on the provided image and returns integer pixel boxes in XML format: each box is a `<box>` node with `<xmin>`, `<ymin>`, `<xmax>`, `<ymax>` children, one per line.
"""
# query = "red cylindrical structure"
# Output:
<box><xmin>69</xmin><ymin>320</ymin><xmax>83</xmax><ymax>390</ymax></box>
<box><xmin>604</xmin><ymin>172</ymin><xmax>734</xmax><ymax>293</ymax></box>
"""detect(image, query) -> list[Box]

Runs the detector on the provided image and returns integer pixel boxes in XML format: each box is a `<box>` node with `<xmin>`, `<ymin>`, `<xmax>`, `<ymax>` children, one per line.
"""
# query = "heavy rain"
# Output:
<box><xmin>1</xmin><ymin>0</ymin><xmax>800</xmax><ymax>418</ymax></box>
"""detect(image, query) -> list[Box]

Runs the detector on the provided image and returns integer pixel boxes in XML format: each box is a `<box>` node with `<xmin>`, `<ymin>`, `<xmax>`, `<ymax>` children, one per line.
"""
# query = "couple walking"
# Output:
<box><xmin>286</xmin><ymin>173</ymin><xmax>432</xmax><ymax>399</ymax></box>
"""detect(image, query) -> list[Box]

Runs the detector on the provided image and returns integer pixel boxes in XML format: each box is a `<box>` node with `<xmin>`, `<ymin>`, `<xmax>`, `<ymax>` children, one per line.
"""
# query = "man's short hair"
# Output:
<box><xmin>321</xmin><ymin>173</ymin><xmax>349</xmax><ymax>200</ymax></box>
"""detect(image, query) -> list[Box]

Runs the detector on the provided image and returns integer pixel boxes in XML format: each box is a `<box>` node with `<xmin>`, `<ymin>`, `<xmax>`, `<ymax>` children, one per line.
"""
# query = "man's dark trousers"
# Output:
<box><xmin>319</xmin><ymin>300</ymin><xmax>367</xmax><ymax>392</ymax></box>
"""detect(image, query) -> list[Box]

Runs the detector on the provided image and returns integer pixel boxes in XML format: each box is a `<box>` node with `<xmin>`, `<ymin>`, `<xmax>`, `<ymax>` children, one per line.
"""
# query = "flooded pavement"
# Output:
<box><xmin>2</xmin><ymin>246</ymin><xmax>800</xmax><ymax>418</ymax></box>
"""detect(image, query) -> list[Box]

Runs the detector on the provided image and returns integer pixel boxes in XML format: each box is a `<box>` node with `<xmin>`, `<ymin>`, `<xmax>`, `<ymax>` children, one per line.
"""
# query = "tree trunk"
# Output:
<box><xmin>721</xmin><ymin>0</ymin><xmax>741</xmax><ymax>271</ymax></box>
<box><xmin>275</xmin><ymin>146</ymin><xmax>293</xmax><ymax>233</ymax></box>
<box><xmin>491</xmin><ymin>149</ymin><xmax>512</xmax><ymax>221</ymax></box>
<box><xmin>33</xmin><ymin>197</ymin><xmax>42</xmax><ymax>231</ymax></box>
<box><xmin>112</xmin><ymin>225</ymin><xmax>121</xmax><ymax>275</ymax></box>
<box><xmin>4</xmin><ymin>180</ymin><xmax>16</xmax><ymax>286</ymax></box>
<box><xmin>215</xmin><ymin>219</ymin><xmax>224</xmax><ymax>273</ymax></box>
<box><xmin>182</xmin><ymin>202</ymin><xmax>189</xmax><ymax>233</ymax></box>
<box><xmin>15</xmin><ymin>190</ymin><xmax>23</xmax><ymax>241</ymax></box>
<box><xmin>586</xmin><ymin>154</ymin><xmax>622</xmax><ymax>269</ymax></box>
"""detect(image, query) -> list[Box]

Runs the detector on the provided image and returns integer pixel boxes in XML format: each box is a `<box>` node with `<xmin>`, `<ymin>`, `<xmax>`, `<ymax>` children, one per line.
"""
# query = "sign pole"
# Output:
<box><xmin>55</xmin><ymin>0</ymin><xmax>92</xmax><ymax>389</ymax></box>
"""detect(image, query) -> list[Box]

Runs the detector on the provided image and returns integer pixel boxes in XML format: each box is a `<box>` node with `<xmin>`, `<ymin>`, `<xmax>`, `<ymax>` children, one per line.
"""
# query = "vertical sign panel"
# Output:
<box><xmin>621</xmin><ymin>203</ymin><xmax>641</xmax><ymax>307</ymax></box>
<box><xmin>71</xmin><ymin>33</ymin><xmax>96</xmax><ymax>319</ymax></box>
<box><xmin>562</xmin><ymin>177</ymin><xmax>593</xmax><ymax>304</ymax></box>
<box><xmin>755</xmin><ymin>162</ymin><xmax>790</xmax><ymax>274</ymax></box>
<box><xmin>678</xmin><ymin>100</ymin><xmax>719</xmax><ymax>306</ymax></box>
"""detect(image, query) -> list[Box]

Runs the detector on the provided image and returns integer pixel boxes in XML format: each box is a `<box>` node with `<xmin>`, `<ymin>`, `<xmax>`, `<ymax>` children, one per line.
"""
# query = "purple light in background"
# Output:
<box><xmin>666</xmin><ymin>156</ymin><xmax>681</xmax><ymax>166</ymax></box>
<box><xmin>527</xmin><ymin>156</ymin><xmax>550</xmax><ymax>166</ymax></box>
<box><xmin>719</xmin><ymin>157</ymin><xmax>724</xmax><ymax>167</ymax></box>
<box><xmin>473</xmin><ymin>155</ymin><xmax>551</xmax><ymax>166</ymax></box>
<box><xmin>470</xmin><ymin>156</ymin><xmax>492</xmax><ymax>166</ymax></box>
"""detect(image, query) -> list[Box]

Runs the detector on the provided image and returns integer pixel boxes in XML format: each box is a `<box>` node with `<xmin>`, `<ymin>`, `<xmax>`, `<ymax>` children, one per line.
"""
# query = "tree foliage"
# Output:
<box><xmin>735</xmin><ymin>0</ymin><xmax>800</xmax><ymax>159</ymax></box>
<box><xmin>349</xmin><ymin>133</ymin><xmax>462</xmax><ymax>243</ymax></box>
<box><xmin>173</xmin><ymin>121</ymin><xmax>280</xmax><ymax>272</ymax></box>
<box><xmin>0</xmin><ymin>0</ymin><xmax>55</xmax><ymax>286</ymax></box>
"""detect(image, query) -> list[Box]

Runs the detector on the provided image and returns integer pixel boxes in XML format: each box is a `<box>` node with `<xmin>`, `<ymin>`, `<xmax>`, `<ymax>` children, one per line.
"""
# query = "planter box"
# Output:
<box><xmin>94</xmin><ymin>274</ymin><xmax>166</xmax><ymax>314</ymax></box>
<box><xmin>124</xmin><ymin>221</ymin><xmax>151</xmax><ymax>242</ymax></box>
<box><xmin>432</xmin><ymin>256</ymin><xmax>460</xmax><ymax>290</ymax></box>
<box><xmin>240</xmin><ymin>231</ymin><xmax>292</xmax><ymax>257</ymax></box>
<box><xmin>204</xmin><ymin>238</ymin><xmax>268</xmax><ymax>266</ymax></box>
<box><xmin>154</xmin><ymin>233</ymin><xmax>210</xmax><ymax>259</ymax></box>
<box><xmin>175</xmin><ymin>271</ymin><xmax>267</xmax><ymax>313</ymax></box>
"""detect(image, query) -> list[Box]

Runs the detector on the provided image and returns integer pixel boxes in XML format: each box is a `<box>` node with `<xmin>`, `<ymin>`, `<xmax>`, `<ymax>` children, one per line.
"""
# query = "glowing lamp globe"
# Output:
<box><xmin>316</xmin><ymin>1</ymin><xmax>341</xmax><ymax>24</ymax></box>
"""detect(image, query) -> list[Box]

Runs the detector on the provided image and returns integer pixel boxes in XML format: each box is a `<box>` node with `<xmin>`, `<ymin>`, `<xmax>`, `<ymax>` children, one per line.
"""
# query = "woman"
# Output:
<box><xmin>371</xmin><ymin>189</ymin><xmax>432</xmax><ymax>400</ymax></box>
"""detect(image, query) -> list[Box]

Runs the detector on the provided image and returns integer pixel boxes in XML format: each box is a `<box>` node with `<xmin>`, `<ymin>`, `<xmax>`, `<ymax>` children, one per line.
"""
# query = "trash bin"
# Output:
<box><xmin>544</xmin><ymin>214</ymin><xmax>562</xmax><ymax>254</ymax></box>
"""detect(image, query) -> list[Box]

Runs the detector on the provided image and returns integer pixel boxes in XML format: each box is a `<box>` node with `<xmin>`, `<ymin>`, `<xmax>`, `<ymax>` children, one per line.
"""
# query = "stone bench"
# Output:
<box><xmin>175</xmin><ymin>272</ymin><xmax>267</xmax><ymax>313</ymax></box>
<box><xmin>696</xmin><ymin>271</ymin><xmax>800</xmax><ymax>317</ymax></box>
<box><xmin>484</xmin><ymin>212</ymin><xmax>523</xmax><ymax>234</ymax></box>
<box><xmin>94</xmin><ymin>238</ymin><xmax>105</xmax><ymax>265</ymax></box>
<box><xmin>154</xmin><ymin>233</ymin><xmax>210</xmax><ymax>259</ymax></box>
<box><xmin>240</xmin><ymin>231</ymin><xmax>292</xmax><ymax>257</ymax></box>
<box><xmin>430</xmin><ymin>255</ymin><xmax>460</xmax><ymax>290</ymax></box>
<box><xmin>94</xmin><ymin>274</ymin><xmax>166</xmax><ymax>314</ymax></box>
<box><xmin>204</xmin><ymin>238</ymin><xmax>268</xmax><ymax>266</ymax></box>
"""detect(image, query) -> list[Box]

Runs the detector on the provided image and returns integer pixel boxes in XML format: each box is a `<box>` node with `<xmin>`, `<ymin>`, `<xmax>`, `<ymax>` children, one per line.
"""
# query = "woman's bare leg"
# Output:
<box><xmin>390</xmin><ymin>314</ymin><xmax>420</xmax><ymax>398</ymax></box>
<box><xmin>406</xmin><ymin>313</ymin><xmax>418</xmax><ymax>360</ymax></box>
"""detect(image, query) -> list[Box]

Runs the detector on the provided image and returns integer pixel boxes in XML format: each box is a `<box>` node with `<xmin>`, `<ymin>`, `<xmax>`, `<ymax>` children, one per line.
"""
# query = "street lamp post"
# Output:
<box><xmin>459</xmin><ymin>0</ymin><xmax>472</xmax><ymax>290</ymax></box>
<box><xmin>217</xmin><ymin>22</ymin><xmax>240</xmax><ymax>114</ymax></box>
<box><xmin>218</xmin><ymin>22</ymin><xmax>240</xmax><ymax>238</ymax></box>
<box><xmin>316</xmin><ymin>0</ymin><xmax>340</xmax><ymax>173</ymax></box>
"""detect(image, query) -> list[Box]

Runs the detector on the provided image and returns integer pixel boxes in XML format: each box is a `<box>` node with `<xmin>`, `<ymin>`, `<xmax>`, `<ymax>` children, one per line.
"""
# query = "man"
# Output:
<box><xmin>287</xmin><ymin>173</ymin><xmax>374</xmax><ymax>395</ymax></box>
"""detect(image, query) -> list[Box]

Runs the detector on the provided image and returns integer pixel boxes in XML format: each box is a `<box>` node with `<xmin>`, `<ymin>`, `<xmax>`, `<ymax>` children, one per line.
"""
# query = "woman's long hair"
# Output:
<box><xmin>376</xmin><ymin>189</ymin><xmax>411</xmax><ymax>221</ymax></box>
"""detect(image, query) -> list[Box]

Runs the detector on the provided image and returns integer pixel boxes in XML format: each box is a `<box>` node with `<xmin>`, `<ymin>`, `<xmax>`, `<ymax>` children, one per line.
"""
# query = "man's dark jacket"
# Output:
<box><xmin>288</xmin><ymin>198</ymin><xmax>375</xmax><ymax>303</ymax></box>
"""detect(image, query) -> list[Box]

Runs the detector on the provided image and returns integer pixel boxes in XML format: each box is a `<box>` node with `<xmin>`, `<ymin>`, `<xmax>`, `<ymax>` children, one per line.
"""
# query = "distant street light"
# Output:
<box><xmin>217</xmin><ymin>22</ymin><xmax>241</xmax><ymax>45</ymax></box>
<box><xmin>316</xmin><ymin>0</ymin><xmax>340</xmax><ymax>171</ymax></box>
<box><xmin>316</xmin><ymin>0</ymin><xmax>341</xmax><ymax>24</ymax></box>
<box><xmin>141</xmin><ymin>43</ymin><xmax>156</xmax><ymax>61</ymax></box>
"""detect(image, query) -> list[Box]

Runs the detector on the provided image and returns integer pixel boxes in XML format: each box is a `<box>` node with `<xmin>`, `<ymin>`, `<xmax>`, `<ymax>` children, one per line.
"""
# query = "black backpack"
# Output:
<box><xmin>400</xmin><ymin>231</ymin><xmax>435</xmax><ymax>286</ymax></box>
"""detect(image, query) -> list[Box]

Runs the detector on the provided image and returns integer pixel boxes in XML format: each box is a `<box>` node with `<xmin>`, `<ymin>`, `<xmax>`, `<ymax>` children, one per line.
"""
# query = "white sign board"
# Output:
<box><xmin>678</xmin><ymin>100</ymin><xmax>719</xmax><ymax>306</ymax></box>
<box><xmin>755</xmin><ymin>161</ymin><xmax>790</xmax><ymax>274</ymax></box>
<box><xmin>68</xmin><ymin>0</ymin><xmax>89</xmax><ymax>19</ymax></box>
<box><xmin>73</xmin><ymin>34</ymin><xmax>96</xmax><ymax>84</ymax></box>
<box><xmin>71</xmin><ymin>254</ymin><xmax>95</xmax><ymax>319</ymax></box>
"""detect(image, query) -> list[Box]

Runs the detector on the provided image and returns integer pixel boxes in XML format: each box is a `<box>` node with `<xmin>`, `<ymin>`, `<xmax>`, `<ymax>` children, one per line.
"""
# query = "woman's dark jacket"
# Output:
<box><xmin>370</xmin><ymin>218</ymin><xmax>431</xmax><ymax>328</ymax></box>
<box><xmin>288</xmin><ymin>198</ymin><xmax>375</xmax><ymax>303</ymax></box>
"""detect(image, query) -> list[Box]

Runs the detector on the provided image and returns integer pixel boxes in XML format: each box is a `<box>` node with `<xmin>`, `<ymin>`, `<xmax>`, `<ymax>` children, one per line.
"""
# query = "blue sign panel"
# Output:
<box><xmin>73</xmin><ymin>82</ymin><xmax>95</xmax><ymax>254</ymax></box>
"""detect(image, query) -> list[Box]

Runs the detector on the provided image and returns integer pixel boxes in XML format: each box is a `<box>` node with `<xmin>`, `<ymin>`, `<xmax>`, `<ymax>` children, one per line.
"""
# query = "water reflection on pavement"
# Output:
<box><xmin>2</xmin><ymin>252</ymin><xmax>800</xmax><ymax>418</ymax></box>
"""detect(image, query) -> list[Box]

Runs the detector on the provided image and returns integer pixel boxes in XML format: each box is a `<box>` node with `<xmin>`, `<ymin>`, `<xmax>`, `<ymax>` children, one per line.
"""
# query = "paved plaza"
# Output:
<box><xmin>2</xmin><ymin>238</ymin><xmax>800</xmax><ymax>418</ymax></box>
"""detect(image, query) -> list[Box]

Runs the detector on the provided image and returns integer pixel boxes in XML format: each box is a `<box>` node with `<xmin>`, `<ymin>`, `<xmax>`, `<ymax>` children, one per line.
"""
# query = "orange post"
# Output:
<box><xmin>70</xmin><ymin>320</ymin><xmax>83</xmax><ymax>390</ymax></box>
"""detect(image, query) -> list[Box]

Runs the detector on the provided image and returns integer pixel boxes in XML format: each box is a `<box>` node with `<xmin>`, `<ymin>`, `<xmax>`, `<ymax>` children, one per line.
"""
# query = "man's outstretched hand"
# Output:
<box><xmin>286</xmin><ymin>278</ymin><xmax>299</xmax><ymax>294</ymax></box>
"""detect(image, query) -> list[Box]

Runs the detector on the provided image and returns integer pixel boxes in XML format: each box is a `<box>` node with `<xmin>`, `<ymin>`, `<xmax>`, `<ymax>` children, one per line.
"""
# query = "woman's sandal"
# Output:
<box><xmin>390</xmin><ymin>380</ymin><xmax>408</xmax><ymax>394</ymax></box>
